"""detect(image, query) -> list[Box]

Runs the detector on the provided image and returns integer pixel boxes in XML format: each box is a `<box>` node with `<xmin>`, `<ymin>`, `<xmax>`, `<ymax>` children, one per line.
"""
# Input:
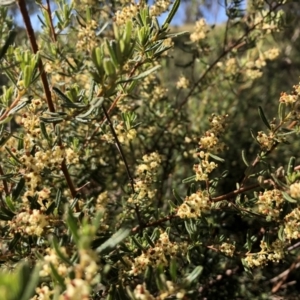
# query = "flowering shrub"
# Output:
<box><xmin>1</xmin><ymin>0</ymin><xmax>300</xmax><ymax>299</ymax></box>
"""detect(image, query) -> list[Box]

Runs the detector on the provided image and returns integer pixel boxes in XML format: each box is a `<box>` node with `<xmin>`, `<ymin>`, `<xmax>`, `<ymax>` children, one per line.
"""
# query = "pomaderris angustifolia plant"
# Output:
<box><xmin>1</xmin><ymin>0</ymin><xmax>300</xmax><ymax>299</ymax></box>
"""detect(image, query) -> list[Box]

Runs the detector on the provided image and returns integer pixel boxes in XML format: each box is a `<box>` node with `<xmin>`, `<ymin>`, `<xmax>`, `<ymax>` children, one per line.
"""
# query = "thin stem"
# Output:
<box><xmin>17</xmin><ymin>0</ymin><xmax>78</xmax><ymax>209</ymax></box>
<box><xmin>85</xmin><ymin>61</ymin><xmax>143</xmax><ymax>147</ymax></box>
<box><xmin>45</xmin><ymin>0</ymin><xmax>57</xmax><ymax>42</ymax></box>
<box><xmin>102</xmin><ymin>105</ymin><xmax>144</xmax><ymax>229</ymax></box>
<box><xmin>102</xmin><ymin>105</ymin><xmax>135</xmax><ymax>193</ymax></box>
<box><xmin>16</xmin><ymin>0</ymin><xmax>55</xmax><ymax>113</ymax></box>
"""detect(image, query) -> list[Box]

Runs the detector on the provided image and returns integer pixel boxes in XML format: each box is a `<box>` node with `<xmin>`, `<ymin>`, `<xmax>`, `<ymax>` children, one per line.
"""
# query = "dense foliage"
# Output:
<box><xmin>1</xmin><ymin>0</ymin><xmax>300</xmax><ymax>299</ymax></box>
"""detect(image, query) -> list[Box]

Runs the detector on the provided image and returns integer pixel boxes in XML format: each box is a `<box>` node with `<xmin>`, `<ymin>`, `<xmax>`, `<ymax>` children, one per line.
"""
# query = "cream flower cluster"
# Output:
<box><xmin>279</xmin><ymin>83</ymin><xmax>300</xmax><ymax>105</ymax></box>
<box><xmin>133</xmin><ymin>281</ymin><xmax>185</xmax><ymax>300</ymax></box>
<box><xmin>256</xmin><ymin>131</ymin><xmax>276</xmax><ymax>152</ymax></box>
<box><xmin>219</xmin><ymin>242</ymin><xmax>235</xmax><ymax>257</ymax></box>
<box><xmin>76</xmin><ymin>249</ymin><xmax>99</xmax><ymax>282</ymax></box>
<box><xmin>133</xmin><ymin>284</ymin><xmax>155</xmax><ymax>300</ymax></box>
<box><xmin>39</xmin><ymin>247</ymin><xmax>69</xmax><ymax>278</ymax></box>
<box><xmin>129</xmin><ymin>231</ymin><xmax>182</xmax><ymax>276</ymax></box>
<box><xmin>76</xmin><ymin>20</ymin><xmax>99</xmax><ymax>52</ymax></box>
<box><xmin>254</xmin><ymin>10</ymin><xmax>284</xmax><ymax>34</ymax></box>
<box><xmin>284</xmin><ymin>207</ymin><xmax>300</xmax><ymax>240</ymax></box>
<box><xmin>60</xmin><ymin>278</ymin><xmax>90</xmax><ymax>300</ymax></box>
<box><xmin>243</xmin><ymin>47</ymin><xmax>280</xmax><ymax>80</ymax></box>
<box><xmin>290</xmin><ymin>182</ymin><xmax>300</xmax><ymax>199</ymax></box>
<box><xmin>150</xmin><ymin>0</ymin><xmax>171</xmax><ymax>17</ymax></box>
<box><xmin>102</xmin><ymin>119</ymin><xmax>137</xmax><ymax>144</ymax></box>
<box><xmin>190</xmin><ymin>19</ymin><xmax>209</xmax><ymax>42</ymax></box>
<box><xmin>176</xmin><ymin>76</ymin><xmax>190</xmax><ymax>89</ymax></box>
<box><xmin>244</xmin><ymin>239</ymin><xmax>284</xmax><ymax>268</ymax></box>
<box><xmin>19</xmin><ymin>145</ymin><xmax>73</xmax><ymax>192</ymax></box>
<box><xmin>256</xmin><ymin>189</ymin><xmax>284</xmax><ymax>220</ymax></box>
<box><xmin>38</xmin><ymin>247</ymin><xmax>99</xmax><ymax>299</ymax></box>
<box><xmin>115</xmin><ymin>3</ymin><xmax>139</xmax><ymax>26</ymax></box>
<box><xmin>177</xmin><ymin>190</ymin><xmax>210</xmax><ymax>219</ymax></box>
<box><xmin>140</xmin><ymin>80</ymin><xmax>169</xmax><ymax>108</ymax></box>
<box><xmin>9</xmin><ymin>209</ymin><xmax>48</xmax><ymax>236</ymax></box>
<box><xmin>128</xmin><ymin>152</ymin><xmax>161</xmax><ymax>205</ymax></box>
<box><xmin>194</xmin><ymin>114</ymin><xmax>228</xmax><ymax>181</ymax></box>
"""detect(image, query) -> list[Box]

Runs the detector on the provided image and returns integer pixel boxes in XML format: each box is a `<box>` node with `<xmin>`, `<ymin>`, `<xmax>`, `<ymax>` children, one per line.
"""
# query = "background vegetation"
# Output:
<box><xmin>1</xmin><ymin>0</ymin><xmax>300</xmax><ymax>299</ymax></box>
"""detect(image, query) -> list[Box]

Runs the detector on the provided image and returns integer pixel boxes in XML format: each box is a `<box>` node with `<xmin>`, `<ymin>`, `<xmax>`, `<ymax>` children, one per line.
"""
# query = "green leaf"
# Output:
<box><xmin>4</xmin><ymin>196</ymin><xmax>15</xmax><ymax>212</ymax></box>
<box><xmin>117</xmin><ymin>65</ymin><xmax>161</xmax><ymax>83</ymax></box>
<box><xmin>106</xmin><ymin>40</ymin><xmax>119</xmax><ymax>68</ymax></box>
<box><xmin>8</xmin><ymin>233</ymin><xmax>21</xmax><ymax>250</ymax></box>
<box><xmin>0</xmin><ymin>30</ymin><xmax>17</xmax><ymax>60</ymax></box>
<box><xmin>39</xmin><ymin>121</ymin><xmax>49</xmax><ymax>140</ymax></box>
<box><xmin>241</xmin><ymin>150</ymin><xmax>249</xmax><ymax>167</ymax></box>
<box><xmin>185</xmin><ymin>265</ymin><xmax>203</xmax><ymax>284</ymax></box>
<box><xmin>23</xmin><ymin>65</ymin><xmax>32</xmax><ymax>88</ymax></box>
<box><xmin>53</xmin><ymin>87</ymin><xmax>87</xmax><ymax>108</ymax></box>
<box><xmin>5</xmin><ymin>146</ymin><xmax>22</xmax><ymax>165</ymax></box>
<box><xmin>241</xmin><ymin>258</ymin><xmax>253</xmax><ymax>277</ymax></box>
<box><xmin>3</xmin><ymin>67</ymin><xmax>17</xmax><ymax>85</ymax></box>
<box><xmin>51</xmin><ymin>236</ymin><xmax>72</xmax><ymax>266</ymax></box>
<box><xmin>282</xmin><ymin>191</ymin><xmax>297</xmax><ymax>203</ymax></box>
<box><xmin>19</xmin><ymin>264</ymin><xmax>41</xmax><ymax>300</ymax></box>
<box><xmin>69</xmin><ymin>196</ymin><xmax>80</xmax><ymax>210</ymax></box>
<box><xmin>258</xmin><ymin>106</ymin><xmax>271</xmax><ymax>130</ymax></box>
<box><xmin>96</xmin><ymin>228</ymin><xmax>130</xmax><ymax>253</ymax></box>
<box><xmin>39</xmin><ymin>116</ymin><xmax>65</xmax><ymax>123</ymax></box>
<box><xmin>278</xmin><ymin>102</ymin><xmax>286</xmax><ymax>122</ymax></box>
<box><xmin>172</xmin><ymin>188</ymin><xmax>184</xmax><ymax>204</ymax></box>
<box><xmin>209</xmin><ymin>152</ymin><xmax>225</xmax><ymax>162</ymax></box>
<box><xmin>66</xmin><ymin>210</ymin><xmax>80</xmax><ymax>243</ymax></box>
<box><xmin>50</xmin><ymin>263</ymin><xmax>65</xmax><ymax>287</ymax></box>
<box><xmin>0</xmin><ymin>212</ymin><xmax>13</xmax><ymax>220</ymax></box>
<box><xmin>278</xmin><ymin>225</ymin><xmax>285</xmax><ymax>241</ymax></box>
<box><xmin>182</xmin><ymin>175</ymin><xmax>196</xmax><ymax>183</ymax></box>
<box><xmin>7</xmin><ymin>98</ymin><xmax>31</xmax><ymax>116</ymax></box>
<box><xmin>103</xmin><ymin>58</ymin><xmax>116</xmax><ymax>76</ymax></box>
<box><xmin>162</xmin><ymin>0</ymin><xmax>180</xmax><ymax>29</ymax></box>
<box><xmin>287</xmin><ymin>156</ymin><xmax>296</xmax><ymax>176</ymax></box>
<box><xmin>55</xmin><ymin>189</ymin><xmax>62</xmax><ymax>208</ymax></box>
<box><xmin>169</xmin><ymin>259</ymin><xmax>177</xmax><ymax>282</ymax></box>
<box><xmin>143</xmin><ymin>232</ymin><xmax>155</xmax><ymax>247</ymax></box>
<box><xmin>12</xmin><ymin>177</ymin><xmax>25</xmax><ymax>200</ymax></box>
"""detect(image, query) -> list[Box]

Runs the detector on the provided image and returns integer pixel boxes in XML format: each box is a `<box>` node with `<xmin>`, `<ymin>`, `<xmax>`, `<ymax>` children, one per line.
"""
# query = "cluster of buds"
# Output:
<box><xmin>194</xmin><ymin>114</ymin><xmax>228</xmax><ymax>181</ymax></box>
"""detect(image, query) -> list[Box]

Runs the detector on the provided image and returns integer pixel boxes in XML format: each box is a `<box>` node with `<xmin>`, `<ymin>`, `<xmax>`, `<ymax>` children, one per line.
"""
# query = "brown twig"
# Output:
<box><xmin>0</xmin><ymin>93</ymin><xmax>22</xmax><ymax>122</ymax></box>
<box><xmin>270</xmin><ymin>257</ymin><xmax>300</xmax><ymax>293</ymax></box>
<box><xmin>45</xmin><ymin>0</ymin><xmax>57</xmax><ymax>42</ymax></box>
<box><xmin>17</xmin><ymin>0</ymin><xmax>78</xmax><ymax>209</ymax></box>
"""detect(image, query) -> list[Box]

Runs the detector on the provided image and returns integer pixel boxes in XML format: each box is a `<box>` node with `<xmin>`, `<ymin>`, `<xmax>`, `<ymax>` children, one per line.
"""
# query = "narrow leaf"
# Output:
<box><xmin>287</xmin><ymin>156</ymin><xmax>296</xmax><ymax>176</ymax></box>
<box><xmin>185</xmin><ymin>266</ymin><xmax>203</xmax><ymax>283</ymax></box>
<box><xmin>182</xmin><ymin>175</ymin><xmax>196</xmax><ymax>183</ymax></box>
<box><xmin>258</xmin><ymin>106</ymin><xmax>271</xmax><ymax>130</ymax></box>
<box><xmin>96</xmin><ymin>228</ymin><xmax>130</xmax><ymax>253</ymax></box>
<box><xmin>209</xmin><ymin>153</ymin><xmax>225</xmax><ymax>162</ymax></box>
<box><xmin>66</xmin><ymin>210</ymin><xmax>79</xmax><ymax>243</ymax></box>
<box><xmin>51</xmin><ymin>236</ymin><xmax>72</xmax><ymax>266</ymax></box>
<box><xmin>282</xmin><ymin>191</ymin><xmax>297</xmax><ymax>203</ymax></box>
<box><xmin>117</xmin><ymin>65</ymin><xmax>161</xmax><ymax>83</ymax></box>
<box><xmin>278</xmin><ymin>102</ymin><xmax>286</xmax><ymax>122</ymax></box>
<box><xmin>19</xmin><ymin>264</ymin><xmax>41</xmax><ymax>300</ymax></box>
<box><xmin>162</xmin><ymin>0</ymin><xmax>180</xmax><ymax>29</ymax></box>
<box><xmin>12</xmin><ymin>177</ymin><xmax>25</xmax><ymax>200</ymax></box>
<box><xmin>0</xmin><ymin>30</ymin><xmax>17</xmax><ymax>60</ymax></box>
